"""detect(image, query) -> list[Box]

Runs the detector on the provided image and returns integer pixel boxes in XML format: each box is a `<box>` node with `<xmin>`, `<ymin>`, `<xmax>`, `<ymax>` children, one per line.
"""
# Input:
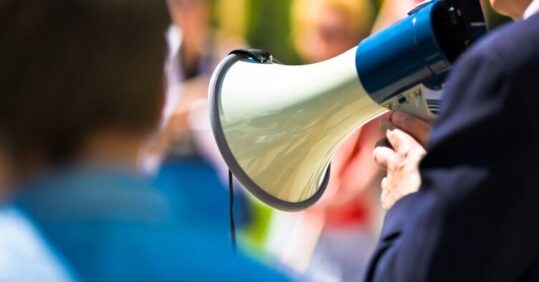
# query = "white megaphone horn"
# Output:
<box><xmin>209</xmin><ymin>0</ymin><xmax>487</xmax><ymax>211</ymax></box>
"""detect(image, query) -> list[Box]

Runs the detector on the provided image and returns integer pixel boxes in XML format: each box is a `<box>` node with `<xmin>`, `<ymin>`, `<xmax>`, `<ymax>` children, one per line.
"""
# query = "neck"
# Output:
<box><xmin>81</xmin><ymin>130</ymin><xmax>149</xmax><ymax>170</ymax></box>
<box><xmin>0</xmin><ymin>147</ymin><xmax>11</xmax><ymax>201</ymax></box>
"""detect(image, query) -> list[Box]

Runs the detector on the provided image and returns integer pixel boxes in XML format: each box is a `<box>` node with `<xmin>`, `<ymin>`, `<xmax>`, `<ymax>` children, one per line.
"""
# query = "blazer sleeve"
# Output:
<box><xmin>365</xmin><ymin>45</ymin><xmax>538</xmax><ymax>282</ymax></box>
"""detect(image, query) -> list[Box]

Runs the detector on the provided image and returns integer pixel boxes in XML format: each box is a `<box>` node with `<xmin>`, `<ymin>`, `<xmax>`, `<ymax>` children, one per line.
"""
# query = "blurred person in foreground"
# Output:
<box><xmin>368</xmin><ymin>0</ymin><xmax>539</xmax><ymax>281</ymax></box>
<box><xmin>270</xmin><ymin>0</ymin><xmax>382</xmax><ymax>280</ymax></box>
<box><xmin>0</xmin><ymin>141</ymin><xmax>72</xmax><ymax>282</ymax></box>
<box><xmin>0</xmin><ymin>1</ymin><xmax>289</xmax><ymax>281</ymax></box>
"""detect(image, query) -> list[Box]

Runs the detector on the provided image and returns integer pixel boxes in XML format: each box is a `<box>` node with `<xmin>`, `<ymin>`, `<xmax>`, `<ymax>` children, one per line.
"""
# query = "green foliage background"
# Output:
<box><xmin>244</xmin><ymin>0</ymin><xmax>301</xmax><ymax>64</ymax></box>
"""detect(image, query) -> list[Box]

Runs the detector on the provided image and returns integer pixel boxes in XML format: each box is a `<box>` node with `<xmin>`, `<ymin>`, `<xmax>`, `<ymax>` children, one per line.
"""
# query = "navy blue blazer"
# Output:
<box><xmin>366</xmin><ymin>13</ymin><xmax>539</xmax><ymax>282</ymax></box>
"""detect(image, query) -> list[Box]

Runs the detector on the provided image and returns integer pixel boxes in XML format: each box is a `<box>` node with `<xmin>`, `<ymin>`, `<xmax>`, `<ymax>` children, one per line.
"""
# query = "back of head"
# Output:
<box><xmin>0</xmin><ymin>0</ymin><xmax>170</xmax><ymax>169</ymax></box>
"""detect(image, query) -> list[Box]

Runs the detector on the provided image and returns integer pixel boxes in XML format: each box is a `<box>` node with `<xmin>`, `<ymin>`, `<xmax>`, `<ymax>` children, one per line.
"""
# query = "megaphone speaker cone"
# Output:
<box><xmin>209</xmin><ymin>48</ymin><xmax>386</xmax><ymax>211</ymax></box>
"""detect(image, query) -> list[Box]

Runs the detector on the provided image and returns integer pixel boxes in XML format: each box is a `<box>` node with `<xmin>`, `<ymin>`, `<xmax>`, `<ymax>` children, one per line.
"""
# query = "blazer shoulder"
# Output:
<box><xmin>461</xmin><ymin>15</ymin><xmax>539</xmax><ymax>73</ymax></box>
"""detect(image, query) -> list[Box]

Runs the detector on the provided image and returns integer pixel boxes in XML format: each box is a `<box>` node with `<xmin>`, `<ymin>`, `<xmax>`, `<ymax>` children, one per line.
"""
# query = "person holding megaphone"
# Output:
<box><xmin>209</xmin><ymin>0</ymin><xmax>539</xmax><ymax>280</ymax></box>
<box><xmin>366</xmin><ymin>0</ymin><xmax>539</xmax><ymax>281</ymax></box>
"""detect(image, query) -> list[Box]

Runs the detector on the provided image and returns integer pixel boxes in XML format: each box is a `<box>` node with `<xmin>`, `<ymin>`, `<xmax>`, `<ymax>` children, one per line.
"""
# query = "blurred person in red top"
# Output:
<box><xmin>372</xmin><ymin>0</ymin><xmax>425</xmax><ymax>32</ymax></box>
<box><xmin>282</xmin><ymin>0</ymin><xmax>381</xmax><ymax>281</ymax></box>
<box><xmin>276</xmin><ymin>0</ymin><xmax>427</xmax><ymax>280</ymax></box>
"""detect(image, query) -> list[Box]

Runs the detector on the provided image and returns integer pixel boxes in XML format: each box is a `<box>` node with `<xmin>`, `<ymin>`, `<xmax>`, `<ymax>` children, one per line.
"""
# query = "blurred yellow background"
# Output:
<box><xmin>215</xmin><ymin>0</ymin><xmax>508</xmax><ymax>65</ymax></box>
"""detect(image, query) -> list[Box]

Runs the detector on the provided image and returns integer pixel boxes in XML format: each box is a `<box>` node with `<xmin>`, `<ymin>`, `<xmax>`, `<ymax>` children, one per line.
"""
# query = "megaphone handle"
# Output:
<box><xmin>382</xmin><ymin>84</ymin><xmax>437</xmax><ymax>122</ymax></box>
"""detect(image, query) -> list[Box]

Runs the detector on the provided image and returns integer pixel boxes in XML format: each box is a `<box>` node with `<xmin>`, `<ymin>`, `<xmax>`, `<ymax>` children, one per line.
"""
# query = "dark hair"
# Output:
<box><xmin>0</xmin><ymin>0</ymin><xmax>170</xmax><ymax>164</ymax></box>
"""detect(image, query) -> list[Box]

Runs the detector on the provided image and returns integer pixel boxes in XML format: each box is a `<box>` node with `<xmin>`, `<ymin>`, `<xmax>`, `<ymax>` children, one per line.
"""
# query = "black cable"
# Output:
<box><xmin>225</xmin><ymin>48</ymin><xmax>278</xmax><ymax>252</ymax></box>
<box><xmin>228</xmin><ymin>170</ymin><xmax>237</xmax><ymax>251</ymax></box>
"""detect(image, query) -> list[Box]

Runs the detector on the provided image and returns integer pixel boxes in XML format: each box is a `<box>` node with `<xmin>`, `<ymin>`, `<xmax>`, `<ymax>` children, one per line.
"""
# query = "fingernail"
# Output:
<box><xmin>392</xmin><ymin>112</ymin><xmax>408</xmax><ymax>126</ymax></box>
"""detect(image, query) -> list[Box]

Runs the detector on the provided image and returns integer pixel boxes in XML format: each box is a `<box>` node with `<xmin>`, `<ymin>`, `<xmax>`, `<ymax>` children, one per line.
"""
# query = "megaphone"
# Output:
<box><xmin>209</xmin><ymin>0</ymin><xmax>486</xmax><ymax>211</ymax></box>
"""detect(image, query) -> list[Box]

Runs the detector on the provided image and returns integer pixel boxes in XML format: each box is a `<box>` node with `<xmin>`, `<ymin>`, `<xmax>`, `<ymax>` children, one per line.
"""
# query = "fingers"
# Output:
<box><xmin>391</xmin><ymin>112</ymin><xmax>432</xmax><ymax>147</ymax></box>
<box><xmin>379</xmin><ymin>117</ymin><xmax>395</xmax><ymax>133</ymax></box>
<box><xmin>374</xmin><ymin>113</ymin><xmax>428</xmax><ymax>211</ymax></box>
<box><xmin>386</xmin><ymin>128</ymin><xmax>427</xmax><ymax>160</ymax></box>
<box><xmin>373</xmin><ymin>146</ymin><xmax>397</xmax><ymax>171</ymax></box>
<box><xmin>381</xmin><ymin>176</ymin><xmax>390</xmax><ymax>191</ymax></box>
<box><xmin>380</xmin><ymin>177</ymin><xmax>399</xmax><ymax>211</ymax></box>
<box><xmin>374</xmin><ymin>128</ymin><xmax>425</xmax><ymax>170</ymax></box>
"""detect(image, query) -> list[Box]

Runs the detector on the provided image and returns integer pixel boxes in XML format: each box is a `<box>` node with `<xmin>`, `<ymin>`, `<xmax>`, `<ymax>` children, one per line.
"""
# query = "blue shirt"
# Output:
<box><xmin>15</xmin><ymin>165</ymin><xmax>290</xmax><ymax>281</ymax></box>
<box><xmin>0</xmin><ymin>207</ymin><xmax>75</xmax><ymax>282</ymax></box>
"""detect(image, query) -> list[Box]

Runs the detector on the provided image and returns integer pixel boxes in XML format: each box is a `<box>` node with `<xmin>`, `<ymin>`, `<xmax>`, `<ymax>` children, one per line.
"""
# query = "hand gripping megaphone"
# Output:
<box><xmin>209</xmin><ymin>0</ymin><xmax>486</xmax><ymax>211</ymax></box>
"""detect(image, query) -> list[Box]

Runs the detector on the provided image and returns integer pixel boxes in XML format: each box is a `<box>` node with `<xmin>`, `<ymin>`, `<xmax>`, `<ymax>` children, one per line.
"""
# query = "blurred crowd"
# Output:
<box><xmin>0</xmin><ymin>0</ymin><xmax>506</xmax><ymax>281</ymax></box>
